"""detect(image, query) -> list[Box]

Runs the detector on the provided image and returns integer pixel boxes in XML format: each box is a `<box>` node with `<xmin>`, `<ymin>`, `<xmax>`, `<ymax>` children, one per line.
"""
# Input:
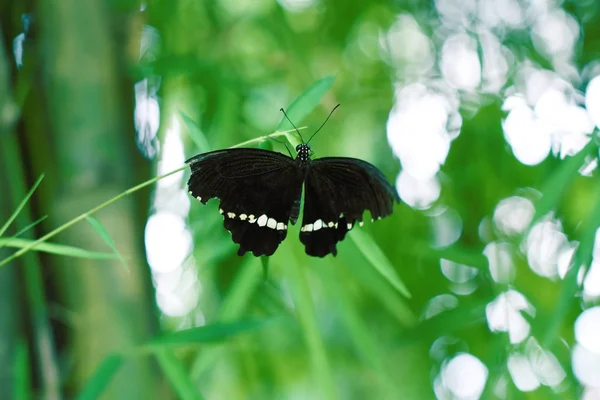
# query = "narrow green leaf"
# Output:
<box><xmin>282</xmin><ymin>258</ymin><xmax>337</xmax><ymax>400</ymax></box>
<box><xmin>181</xmin><ymin>112</ymin><xmax>212</xmax><ymax>153</ymax></box>
<box><xmin>76</xmin><ymin>354</ymin><xmax>123</xmax><ymax>400</ymax></box>
<box><xmin>276</xmin><ymin>76</ymin><xmax>336</xmax><ymax>132</ymax></box>
<box><xmin>430</xmin><ymin>245</ymin><xmax>488</xmax><ymax>271</ymax></box>
<box><xmin>541</xmin><ymin>175</ymin><xmax>600</xmax><ymax>347</ymax></box>
<box><xmin>533</xmin><ymin>140</ymin><xmax>596</xmax><ymax>224</ymax></box>
<box><xmin>147</xmin><ymin>319</ymin><xmax>272</xmax><ymax>348</ymax></box>
<box><xmin>11</xmin><ymin>215</ymin><xmax>48</xmax><ymax>239</ymax></box>
<box><xmin>349</xmin><ymin>229</ymin><xmax>411</xmax><ymax>298</ymax></box>
<box><xmin>0</xmin><ymin>174</ymin><xmax>44</xmax><ymax>238</ymax></box>
<box><xmin>155</xmin><ymin>350</ymin><xmax>204</xmax><ymax>400</ymax></box>
<box><xmin>86</xmin><ymin>216</ymin><xmax>128</xmax><ymax>269</ymax></box>
<box><xmin>261</xmin><ymin>256</ymin><xmax>270</xmax><ymax>279</ymax></box>
<box><xmin>13</xmin><ymin>340</ymin><xmax>31</xmax><ymax>400</ymax></box>
<box><xmin>0</xmin><ymin>237</ymin><xmax>119</xmax><ymax>260</ymax></box>
<box><xmin>229</xmin><ymin>127</ymin><xmax>305</xmax><ymax>149</ymax></box>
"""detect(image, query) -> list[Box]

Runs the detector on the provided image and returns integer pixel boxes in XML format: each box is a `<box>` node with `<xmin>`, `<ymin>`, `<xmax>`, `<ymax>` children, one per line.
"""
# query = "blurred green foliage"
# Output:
<box><xmin>1</xmin><ymin>0</ymin><xmax>600</xmax><ymax>399</ymax></box>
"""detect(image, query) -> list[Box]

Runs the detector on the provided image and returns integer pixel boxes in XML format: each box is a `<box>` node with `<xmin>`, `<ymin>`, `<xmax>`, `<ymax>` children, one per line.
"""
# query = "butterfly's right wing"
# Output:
<box><xmin>300</xmin><ymin>157</ymin><xmax>399</xmax><ymax>257</ymax></box>
<box><xmin>187</xmin><ymin>149</ymin><xmax>304</xmax><ymax>256</ymax></box>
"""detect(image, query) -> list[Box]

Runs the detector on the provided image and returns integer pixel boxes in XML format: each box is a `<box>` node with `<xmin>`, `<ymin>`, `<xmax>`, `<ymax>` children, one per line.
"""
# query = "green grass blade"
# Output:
<box><xmin>155</xmin><ymin>350</ymin><xmax>204</xmax><ymax>400</ymax></box>
<box><xmin>0</xmin><ymin>174</ymin><xmax>44</xmax><ymax>238</ymax></box>
<box><xmin>11</xmin><ymin>215</ymin><xmax>48</xmax><ymax>238</ymax></box>
<box><xmin>541</xmin><ymin>175</ymin><xmax>600</xmax><ymax>347</ymax></box>
<box><xmin>85</xmin><ymin>216</ymin><xmax>128</xmax><ymax>269</ymax></box>
<box><xmin>342</xmin><ymin>251</ymin><xmax>416</xmax><ymax>326</ymax></box>
<box><xmin>76</xmin><ymin>354</ymin><xmax>123</xmax><ymax>400</ymax></box>
<box><xmin>276</xmin><ymin>76</ymin><xmax>336</xmax><ymax>132</ymax></box>
<box><xmin>261</xmin><ymin>256</ymin><xmax>270</xmax><ymax>279</ymax></box>
<box><xmin>229</xmin><ymin>127</ymin><xmax>306</xmax><ymax>149</ymax></box>
<box><xmin>0</xmin><ymin>165</ymin><xmax>187</xmax><ymax>269</ymax></box>
<box><xmin>0</xmin><ymin>238</ymin><xmax>120</xmax><ymax>260</ymax></box>
<box><xmin>533</xmin><ymin>140</ymin><xmax>596</xmax><ymax>224</ymax></box>
<box><xmin>319</xmin><ymin>265</ymin><xmax>397</xmax><ymax>393</ymax></box>
<box><xmin>13</xmin><ymin>340</ymin><xmax>31</xmax><ymax>400</ymax></box>
<box><xmin>180</xmin><ymin>111</ymin><xmax>212</xmax><ymax>153</ymax></box>
<box><xmin>282</xmin><ymin>258</ymin><xmax>337</xmax><ymax>400</ymax></box>
<box><xmin>146</xmin><ymin>319</ymin><xmax>273</xmax><ymax>348</ymax></box>
<box><xmin>349</xmin><ymin>229</ymin><xmax>411</xmax><ymax>298</ymax></box>
<box><xmin>429</xmin><ymin>245</ymin><xmax>488</xmax><ymax>271</ymax></box>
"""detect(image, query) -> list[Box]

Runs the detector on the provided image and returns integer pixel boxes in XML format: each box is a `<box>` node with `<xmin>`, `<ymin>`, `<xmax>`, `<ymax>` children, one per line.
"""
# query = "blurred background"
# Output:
<box><xmin>2</xmin><ymin>0</ymin><xmax>600</xmax><ymax>398</ymax></box>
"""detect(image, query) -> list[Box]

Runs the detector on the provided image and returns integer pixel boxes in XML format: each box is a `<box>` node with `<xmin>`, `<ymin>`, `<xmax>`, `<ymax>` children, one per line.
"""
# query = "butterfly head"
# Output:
<box><xmin>295</xmin><ymin>143</ymin><xmax>312</xmax><ymax>163</ymax></box>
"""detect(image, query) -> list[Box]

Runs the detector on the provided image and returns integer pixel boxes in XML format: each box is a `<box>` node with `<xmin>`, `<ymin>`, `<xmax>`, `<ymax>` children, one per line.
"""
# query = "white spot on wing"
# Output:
<box><xmin>219</xmin><ymin>208</ymin><xmax>224</xmax><ymax>214</ymax></box>
<box><xmin>227</xmin><ymin>212</ymin><xmax>235</xmax><ymax>219</ymax></box>
<box><xmin>359</xmin><ymin>221</ymin><xmax>364</xmax><ymax>227</ymax></box>
<box><xmin>276</xmin><ymin>222</ymin><xmax>285</xmax><ymax>230</ymax></box>
<box><xmin>313</xmin><ymin>219</ymin><xmax>323</xmax><ymax>231</ymax></box>
<box><xmin>239</xmin><ymin>214</ymin><xmax>247</xmax><ymax>220</ymax></box>
<box><xmin>347</xmin><ymin>222</ymin><xmax>353</xmax><ymax>230</ymax></box>
<box><xmin>257</xmin><ymin>214</ymin><xmax>268</xmax><ymax>227</ymax></box>
<box><xmin>248</xmin><ymin>215</ymin><xmax>256</xmax><ymax>223</ymax></box>
<box><xmin>302</xmin><ymin>224</ymin><xmax>313</xmax><ymax>232</ymax></box>
<box><xmin>328</xmin><ymin>221</ymin><xmax>334</xmax><ymax>228</ymax></box>
<box><xmin>196</xmin><ymin>196</ymin><xmax>202</xmax><ymax>202</ymax></box>
<box><xmin>267</xmin><ymin>218</ymin><xmax>277</xmax><ymax>229</ymax></box>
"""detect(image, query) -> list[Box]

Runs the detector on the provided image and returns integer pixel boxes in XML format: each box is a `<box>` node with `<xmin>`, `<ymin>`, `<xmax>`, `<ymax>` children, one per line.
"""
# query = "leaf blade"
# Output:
<box><xmin>276</xmin><ymin>76</ymin><xmax>336</xmax><ymax>132</ymax></box>
<box><xmin>0</xmin><ymin>238</ymin><xmax>120</xmax><ymax>260</ymax></box>
<box><xmin>0</xmin><ymin>174</ymin><xmax>44</xmax><ymax>238</ymax></box>
<box><xmin>349</xmin><ymin>229</ymin><xmax>412</xmax><ymax>298</ymax></box>
<box><xmin>86</xmin><ymin>216</ymin><xmax>128</xmax><ymax>269</ymax></box>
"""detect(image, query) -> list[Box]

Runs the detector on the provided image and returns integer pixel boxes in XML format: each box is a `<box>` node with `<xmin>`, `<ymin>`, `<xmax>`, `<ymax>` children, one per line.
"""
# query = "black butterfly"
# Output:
<box><xmin>186</xmin><ymin>106</ymin><xmax>399</xmax><ymax>257</ymax></box>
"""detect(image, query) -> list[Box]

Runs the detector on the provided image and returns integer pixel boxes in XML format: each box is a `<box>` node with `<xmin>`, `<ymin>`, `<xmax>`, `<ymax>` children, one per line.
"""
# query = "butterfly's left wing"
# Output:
<box><xmin>187</xmin><ymin>148</ymin><xmax>304</xmax><ymax>256</ymax></box>
<box><xmin>300</xmin><ymin>157</ymin><xmax>399</xmax><ymax>257</ymax></box>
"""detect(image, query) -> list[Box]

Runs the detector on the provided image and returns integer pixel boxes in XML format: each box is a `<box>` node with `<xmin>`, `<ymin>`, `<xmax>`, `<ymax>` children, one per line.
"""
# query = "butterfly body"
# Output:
<box><xmin>187</xmin><ymin>142</ymin><xmax>399</xmax><ymax>257</ymax></box>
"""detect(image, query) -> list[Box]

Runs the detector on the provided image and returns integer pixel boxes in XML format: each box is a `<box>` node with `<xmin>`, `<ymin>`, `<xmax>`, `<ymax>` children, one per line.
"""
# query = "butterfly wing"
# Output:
<box><xmin>300</xmin><ymin>157</ymin><xmax>399</xmax><ymax>257</ymax></box>
<box><xmin>187</xmin><ymin>148</ymin><xmax>304</xmax><ymax>256</ymax></box>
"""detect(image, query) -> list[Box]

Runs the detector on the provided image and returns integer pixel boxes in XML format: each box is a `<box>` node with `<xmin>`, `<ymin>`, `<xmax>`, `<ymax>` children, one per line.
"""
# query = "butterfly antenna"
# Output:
<box><xmin>280</xmin><ymin>107</ymin><xmax>305</xmax><ymax>143</ymax></box>
<box><xmin>306</xmin><ymin>104</ymin><xmax>340</xmax><ymax>145</ymax></box>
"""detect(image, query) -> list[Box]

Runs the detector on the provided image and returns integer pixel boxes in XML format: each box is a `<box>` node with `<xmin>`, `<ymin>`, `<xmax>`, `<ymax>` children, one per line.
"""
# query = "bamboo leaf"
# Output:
<box><xmin>276</xmin><ymin>76</ymin><xmax>336</xmax><ymax>132</ymax></box>
<box><xmin>0</xmin><ymin>238</ymin><xmax>119</xmax><ymax>260</ymax></box>
<box><xmin>76</xmin><ymin>354</ymin><xmax>123</xmax><ymax>400</ymax></box>
<box><xmin>181</xmin><ymin>112</ymin><xmax>212</xmax><ymax>153</ymax></box>
<box><xmin>11</xmin><ymin>215</ymin><xmax>48</xmax><ymax>239</ymax></box>
<box><xmin>86</xmin><ymin>216</ymin><xmax>128</xmax><ymax>269</ymax></box>
<box><xmin>0</xmin><ymin>174</ymin><xmax>44</xmax><ymax>238</ymax></box>
<box><xmin>146</xmin><ymin>319</ymin><xmax>273</xmax><ymax>348</ymax></box>
<box><xmin>155</xmin><ymin>350</ymin><xmax>205</xmax><ymax>400</ymax></box>
<box><xmin>533</xmin><ymin>140</ymin><xmax>596</xmax><ymax>224</ymax></box>
<box><xmin>349</xmin><ymin>229</ymin><xmax>412</xmax><ymax>298</ymax></box>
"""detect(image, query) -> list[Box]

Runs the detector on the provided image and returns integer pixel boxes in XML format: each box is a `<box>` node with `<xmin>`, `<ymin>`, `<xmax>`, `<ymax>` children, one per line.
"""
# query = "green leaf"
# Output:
<box><xmin>86</xmin><ymin>216</ymin><xmax>128</xmax><ymax>269</ymax></box>
<box><xmin>0</xmin><ymin>237</ymin><xmax>120</xmax><ymax>260</ymax></box>
<box><xmin>430</xmin><ymin>245</ymin><xmax>488</xmax><ymax>271</ymax></box>
<box><xmin>11</xmin><ymin>215</ymin><xmax>48</xmax><ymax>239</ymax></box>
<box><xmin>13</xmin><ymin>340</ymin><xmax>31</xmax><ymax>400</ymax></box>
<box><xmin>76</xmin><ymin>354</ymin><xmax>123</xmax><ymax>400</ymax></box>
<box><xmin>281</xmin><ymin>257</ymin><xmax>337</xmax><ymax>400</ymax></box>
<box><xmin>533</xmin><ymin>140</ymin><xmax>596</xmax><ymax>224</ymax></box>
<box><xmin>541</xmin><ymin>175</ymin><xmax>600</xmax><ymax>348</ymax></box>
<box><xmin>155</xmin><ymin>350</ymin><xmax>205</xmax><ymax>400</ymax></box>
<box><xmin>181</xmin><ymin>111</ymin><xmax>212</xmax><ymax>153</ymax></box>
<box><xmin>261</xmin><ymin>256</ymin><xmax>270</xmax><ymax>279</ymax></box>
<box><xmin>146</xmin><ymin>319</ymin><xmax>273</xmax><ymax>348</ymax></box>
<box><xmin>349</xmin><ymin>229</ymin><xmax>412</xmax><ymax>298</ymax></box>
<box><xmin>0</xmin><ymin>174</ymin><xmax>44</xmax><ymax>238</ymax></box>
<box><xmin>276</xmin><ymin>76</ymin><xmax>336</xmax><ymax>132</ymax></box>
